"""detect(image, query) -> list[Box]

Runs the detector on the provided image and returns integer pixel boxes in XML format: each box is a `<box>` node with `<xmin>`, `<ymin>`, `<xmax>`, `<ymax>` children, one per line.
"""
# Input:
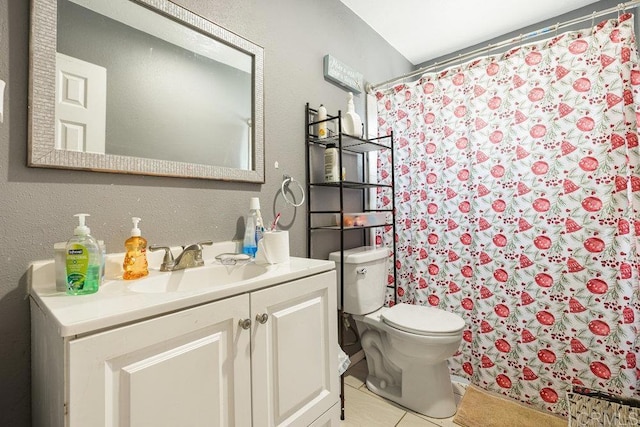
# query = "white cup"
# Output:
<box><xmin>256</xmin><ymin>231</ymin><xmax>289</xmax><ymax>264</ymax></box>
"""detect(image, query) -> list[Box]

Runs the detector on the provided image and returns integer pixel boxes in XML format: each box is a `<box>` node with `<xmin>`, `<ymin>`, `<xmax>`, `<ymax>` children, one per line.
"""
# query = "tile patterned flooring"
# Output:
<box><xmin>340</xmin><ymin>359</ymin><xmax>467</xmax><ymax>426</ymax></box>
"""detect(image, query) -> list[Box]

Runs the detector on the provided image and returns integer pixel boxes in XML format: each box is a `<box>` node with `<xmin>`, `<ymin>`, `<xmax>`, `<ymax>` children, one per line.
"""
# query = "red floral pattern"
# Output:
<box><xmin>375</xmin><ymin>15</ymin><xmax>640</xmax><ymax>415</ymax></box>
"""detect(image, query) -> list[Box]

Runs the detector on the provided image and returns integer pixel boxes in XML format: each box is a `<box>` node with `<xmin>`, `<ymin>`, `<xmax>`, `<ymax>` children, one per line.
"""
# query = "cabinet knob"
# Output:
<box><xmin>256</xmin><ymin>313</ymin><xmax>269</xmax><ymax>324</ymax></box>
<box><xmin>239</xmin><ymin>318</ymin><xmax>252</xmax><ymax>330</ymax></box>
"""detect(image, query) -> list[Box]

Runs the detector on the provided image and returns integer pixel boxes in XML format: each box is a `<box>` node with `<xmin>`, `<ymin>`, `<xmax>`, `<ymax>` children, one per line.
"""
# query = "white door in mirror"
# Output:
<box><xmin>55</xmin><ymin>53</ymin><xmax>106</xmax><ymax>154</ymax></box>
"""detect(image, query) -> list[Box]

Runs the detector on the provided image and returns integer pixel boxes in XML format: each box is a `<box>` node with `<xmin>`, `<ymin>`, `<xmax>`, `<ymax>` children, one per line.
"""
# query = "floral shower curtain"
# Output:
<box><xmin>375</xmin><ymin>15</ymin><xmax>640</xmax><ymax>414</ymax></box>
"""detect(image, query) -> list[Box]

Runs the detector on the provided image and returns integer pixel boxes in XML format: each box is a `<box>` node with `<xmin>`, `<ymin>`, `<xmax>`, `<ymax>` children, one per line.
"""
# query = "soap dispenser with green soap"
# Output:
<box><xmin>123</xmin><ymin>217</ymin><xmax>149</xmax><ymax>280</ymax></box>
<box><xmin>66</xmin><ymin>213</ymin><xmax>101</xmax><ymax>295</ymax></box>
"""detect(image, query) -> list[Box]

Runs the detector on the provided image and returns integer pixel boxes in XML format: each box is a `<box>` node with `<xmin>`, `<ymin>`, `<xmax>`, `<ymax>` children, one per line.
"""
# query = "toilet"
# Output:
<box><xmin>329</xmin><ymin>246</ymin><xmax>466</xmax><ymax>419</ymax></box>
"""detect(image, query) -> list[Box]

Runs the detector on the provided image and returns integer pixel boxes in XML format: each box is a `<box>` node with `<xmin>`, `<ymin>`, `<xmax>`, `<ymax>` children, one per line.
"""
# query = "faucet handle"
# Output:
<box><xmin>148</xmin><ymin>245</ymin><xmax>175</xmax><ymax>271</ymax></box>
<box><xmin>194</xmin><ymin>241</ymin><xmax>214</xmax><ymax>264</ymax></box>
<box><xmin>181</xmin><ymin>241</ymin><xmax>213</xmax><ymax>251</ymax></box>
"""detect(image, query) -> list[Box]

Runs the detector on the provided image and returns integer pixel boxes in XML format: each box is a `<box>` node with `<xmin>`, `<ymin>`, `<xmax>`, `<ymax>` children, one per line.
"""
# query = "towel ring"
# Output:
<box><xmin>281</xmin><ymin>175</ymin><xmax>305</xmax><ymax>207</ymax></box>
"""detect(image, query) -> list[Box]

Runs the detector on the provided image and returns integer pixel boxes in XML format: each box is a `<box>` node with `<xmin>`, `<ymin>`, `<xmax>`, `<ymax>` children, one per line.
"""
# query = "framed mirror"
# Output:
<box><xmin>29</xmin><ymin>0</ymin><xmax>264</xmax><ymax>182</ymax></box>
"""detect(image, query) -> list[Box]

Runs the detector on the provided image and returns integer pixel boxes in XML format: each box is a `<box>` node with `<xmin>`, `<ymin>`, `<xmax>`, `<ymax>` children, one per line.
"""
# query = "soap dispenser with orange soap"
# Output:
<box><xmin>122</xmin><ymin>217</ymin><xmax>149</xmax><ymax>280</ymax></box>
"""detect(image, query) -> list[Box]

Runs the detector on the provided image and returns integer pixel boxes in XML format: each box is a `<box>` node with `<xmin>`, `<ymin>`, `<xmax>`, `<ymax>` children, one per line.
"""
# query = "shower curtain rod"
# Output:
<box><xmin>368</xmin><ymin>0</ymin><xmax>640</xmax><ymax>93</ymax></box>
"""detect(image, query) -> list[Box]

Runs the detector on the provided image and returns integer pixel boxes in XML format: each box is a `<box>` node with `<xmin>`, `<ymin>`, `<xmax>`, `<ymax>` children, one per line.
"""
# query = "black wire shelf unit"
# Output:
<box><xmin>304</xmin><ymin>103</ymin><xmax>397</xmax><ymax>421</ymax></box>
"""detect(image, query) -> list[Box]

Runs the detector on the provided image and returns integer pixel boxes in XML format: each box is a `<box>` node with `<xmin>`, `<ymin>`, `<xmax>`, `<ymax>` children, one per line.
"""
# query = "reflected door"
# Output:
<box><xmin>55</xmin><ymin>52</ymin><xmax>106</xmax><ymax>154</ymax></box>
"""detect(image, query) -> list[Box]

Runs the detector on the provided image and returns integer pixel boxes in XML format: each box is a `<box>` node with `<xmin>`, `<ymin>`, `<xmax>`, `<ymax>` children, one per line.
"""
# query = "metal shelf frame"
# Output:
<box><xmin>304</xmin><ymin>103</ymin><xmax>397</xmax><ymax>421</ymax></box>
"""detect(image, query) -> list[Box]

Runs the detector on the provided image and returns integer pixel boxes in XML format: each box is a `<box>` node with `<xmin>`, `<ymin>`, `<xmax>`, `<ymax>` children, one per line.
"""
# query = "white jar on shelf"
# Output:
<box><xmin>324</xmin><ymin>143</ymin><xmax>339</xmax><ymax>182</ymax></box>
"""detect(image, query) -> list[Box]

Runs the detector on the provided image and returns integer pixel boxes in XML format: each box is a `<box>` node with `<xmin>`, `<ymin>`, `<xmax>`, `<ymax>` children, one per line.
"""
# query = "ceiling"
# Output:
<box><xmin>340</xmin><ymin>0</ymin><xmax>601</xmax><ymax>65</ymax></box>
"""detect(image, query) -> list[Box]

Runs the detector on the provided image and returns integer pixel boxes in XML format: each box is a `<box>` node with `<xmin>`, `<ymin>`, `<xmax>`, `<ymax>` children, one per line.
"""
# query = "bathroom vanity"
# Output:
<box><xmin>30</xmin><ymin>249</ymin><xmax>339</xmax><ymax>426</ymax></box>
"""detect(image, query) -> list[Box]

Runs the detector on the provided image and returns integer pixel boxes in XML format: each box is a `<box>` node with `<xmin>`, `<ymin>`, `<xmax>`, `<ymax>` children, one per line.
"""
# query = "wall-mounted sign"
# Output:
<box><xmin>323</xmin><ymin>54</ymin><xmax>364</xmax><ymax>94</ymax></box>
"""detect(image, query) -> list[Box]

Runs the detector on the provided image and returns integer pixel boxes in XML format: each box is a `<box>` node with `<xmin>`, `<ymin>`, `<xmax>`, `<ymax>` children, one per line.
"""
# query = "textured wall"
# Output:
<box><xmin>0</xmin><ymin>0</ymin><xmax>412</xmax><ymax>424</ymax></box>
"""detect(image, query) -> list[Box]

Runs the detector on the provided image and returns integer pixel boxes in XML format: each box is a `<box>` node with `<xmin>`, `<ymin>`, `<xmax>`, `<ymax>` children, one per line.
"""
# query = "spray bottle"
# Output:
<box><xmin>243</xmin><ymin>197</ymin><xmax>263</xmax><ymax>257</ymax></box>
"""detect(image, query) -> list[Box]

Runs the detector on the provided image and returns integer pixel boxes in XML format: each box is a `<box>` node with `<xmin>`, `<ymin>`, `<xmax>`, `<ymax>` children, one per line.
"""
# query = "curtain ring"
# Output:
<box><xmin>555</xmin><ymin>22</ymin><xmax>560</xmax><ymax>37</ymax></box>
<box><xmin>591</xmin><ymin>11</ymin><xmax>597</xmax><ymax>35</ymax></box>
<box><xmin>281</xmin><ymin>175</ymin><xmax>305</xmax><ymax>207</ymax></box>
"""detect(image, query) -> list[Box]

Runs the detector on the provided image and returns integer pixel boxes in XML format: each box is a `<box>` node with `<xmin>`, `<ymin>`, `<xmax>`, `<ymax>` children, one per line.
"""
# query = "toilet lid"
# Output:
<box><xmin>381</xmin><ymin>303</ymin><xmax>465</xmax><ymax>335</ymax></box>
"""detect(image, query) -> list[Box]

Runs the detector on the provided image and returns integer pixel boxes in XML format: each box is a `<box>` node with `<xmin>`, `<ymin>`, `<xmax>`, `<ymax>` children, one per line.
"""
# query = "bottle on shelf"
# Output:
<box><xmin>343</xmin><ymin>92</ymin><xmax>362</xmax><ymax>138</ymax></box>
<box><xmin>317</xmin><ymin>104</ymin><xmax>327</xmax><ymax>139</ymax></box>
<box><xmin>324</xmin><ymin>143</ymin><xmax>340</xmax><ymax>182</ymax></box>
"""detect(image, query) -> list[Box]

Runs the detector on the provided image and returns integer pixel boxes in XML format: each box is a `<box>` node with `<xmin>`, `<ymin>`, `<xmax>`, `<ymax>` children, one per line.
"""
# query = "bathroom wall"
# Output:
<box><xmin>0</xmin><ymin>0</ymin><xmax>412</xmax><ymax>425</ymax></box>
<box><xmin>415</xmin><ymin>0</ymin><xmax>639</xmax><ymax>70</ymax></box>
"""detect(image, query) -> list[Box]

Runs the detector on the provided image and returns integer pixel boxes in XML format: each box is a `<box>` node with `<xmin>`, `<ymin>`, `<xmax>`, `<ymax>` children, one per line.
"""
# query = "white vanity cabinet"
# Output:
<box><xmin>66</xmin><ymin>294</ymin><xmax>252</xmax><ymax>426</ymax></box>
<box><xmin>250</xmin><ymin>272</ymin><xmax>339</xmax><ymax>426</ymax></box>
<box><xmin>31</xmin><ymin>259</ymin><xmax>339</xmax><ymax>427</ymax></box>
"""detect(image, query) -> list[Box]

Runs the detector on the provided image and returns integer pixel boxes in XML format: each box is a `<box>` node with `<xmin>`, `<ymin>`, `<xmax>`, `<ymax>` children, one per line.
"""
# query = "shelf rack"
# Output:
<box><xmin>304</xmin><ymin>103</ymin><xmax>397</xmax><ymax>421</ymax></box>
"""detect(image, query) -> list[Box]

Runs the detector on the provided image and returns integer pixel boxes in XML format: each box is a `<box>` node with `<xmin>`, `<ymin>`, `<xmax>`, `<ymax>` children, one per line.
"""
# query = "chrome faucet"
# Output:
<box><xmin>149</xmin><ymin>241</ymin><xmax>213</xmax><ymax>272</ymax></box>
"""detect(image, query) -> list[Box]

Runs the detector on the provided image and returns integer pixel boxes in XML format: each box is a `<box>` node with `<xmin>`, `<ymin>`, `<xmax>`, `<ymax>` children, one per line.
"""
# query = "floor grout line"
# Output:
<box><xmin>395</xmin><ymin>412</ymin><xmax>408</xmax><ymax>426</ymax></box>
<box><xmin>343</xmin><ymin>359</ymin><xmax>466</xmax><ymax>426</ymax></box>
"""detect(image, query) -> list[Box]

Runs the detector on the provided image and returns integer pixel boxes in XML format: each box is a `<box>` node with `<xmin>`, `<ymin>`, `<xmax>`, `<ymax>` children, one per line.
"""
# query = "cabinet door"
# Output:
<box><xmin>68</xmin><ymin>294</ymin><xmax>251</xmax><ymax>427</ymax></box>
<box><xmin>251</xmin><ymin>271</ymin><xmax>339</xmax><ymax>426</ymax></box>
<box><xmin>309</xmin><ymin>404</ymin><xmax>341</xmax><ymax>427</ymax></box>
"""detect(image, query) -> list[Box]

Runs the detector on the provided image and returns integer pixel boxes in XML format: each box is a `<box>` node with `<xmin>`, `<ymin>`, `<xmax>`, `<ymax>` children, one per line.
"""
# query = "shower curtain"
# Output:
<box><xmin>375</xmin><ymin>14</ymin><xmax>640</xmax><ymax>414</ymax></box>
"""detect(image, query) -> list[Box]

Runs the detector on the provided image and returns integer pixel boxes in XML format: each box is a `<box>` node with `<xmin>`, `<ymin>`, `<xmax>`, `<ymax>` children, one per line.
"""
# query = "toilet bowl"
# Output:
<box><xmin>354</xmin><ymin>304</ymin><xmax>465</xmax><ymax>418</ymax></box>
<box><xmin>329</xmin><ymin>247</ymin><xmax>466</xmax><ymax>419</ymax></box>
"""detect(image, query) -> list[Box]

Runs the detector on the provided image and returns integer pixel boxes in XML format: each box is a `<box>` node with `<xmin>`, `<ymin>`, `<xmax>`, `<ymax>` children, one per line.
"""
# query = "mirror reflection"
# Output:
<box><xmin>29</xmin><ymin>0</ymin><xmax>264</xmax><ymax>182</ymax></box>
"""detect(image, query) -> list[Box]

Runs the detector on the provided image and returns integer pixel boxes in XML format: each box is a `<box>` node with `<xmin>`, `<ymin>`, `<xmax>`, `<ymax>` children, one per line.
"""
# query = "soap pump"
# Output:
<box><xmin>343</xmin><ymin>92</ymin><xmax>362</xmax><ymax>138</ymax></box>
<box><xmin>66</xmin><ymin>213</ymin><xmax>101</xmax><ymax>295</ymax></box>
<box><xmin>123</xmin><ymin>217</ymin><xmax>149</xmax><ymax>280</ymax></box>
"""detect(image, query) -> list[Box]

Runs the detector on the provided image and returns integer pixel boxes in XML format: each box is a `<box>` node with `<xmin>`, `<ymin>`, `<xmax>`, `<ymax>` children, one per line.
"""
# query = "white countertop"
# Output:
<box><xmin>29</xmin><ymin>242</ymin><xmax>335</xmax><ymax>337</ymax></box>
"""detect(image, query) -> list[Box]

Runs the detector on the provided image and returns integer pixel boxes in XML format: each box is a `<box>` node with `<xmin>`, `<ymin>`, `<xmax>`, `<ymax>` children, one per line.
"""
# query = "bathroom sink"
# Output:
<box><xmin>126</xmin><ymin>262</ymin><xmax>268</xmax><ymax>293</ymax></box>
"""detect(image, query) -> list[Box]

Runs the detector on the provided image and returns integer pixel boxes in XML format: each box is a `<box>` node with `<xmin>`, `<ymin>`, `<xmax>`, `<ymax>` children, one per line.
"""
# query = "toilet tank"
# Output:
<box><xmin>329</xmin><ymin>246</ymin><xmax>389</xmax><ymax>315</ymax></box>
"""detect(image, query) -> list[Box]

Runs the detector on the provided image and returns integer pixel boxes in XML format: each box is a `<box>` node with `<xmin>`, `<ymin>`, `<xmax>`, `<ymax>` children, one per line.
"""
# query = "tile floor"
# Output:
<box><xmin>340</xmin><ymin>359</ymin><xmax>467</xmax><ymax>426</ymax></box>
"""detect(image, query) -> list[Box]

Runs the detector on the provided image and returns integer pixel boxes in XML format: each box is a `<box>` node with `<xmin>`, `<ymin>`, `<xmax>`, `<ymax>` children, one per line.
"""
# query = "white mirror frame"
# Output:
<box><xmin>29</xmin><ymin>0</ymin><xmax>265</xmax><ymax>182</ymax></box>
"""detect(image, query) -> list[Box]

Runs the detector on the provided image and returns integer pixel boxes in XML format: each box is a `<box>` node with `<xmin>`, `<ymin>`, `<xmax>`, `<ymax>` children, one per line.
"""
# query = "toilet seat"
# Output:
<box><xmin>381</xmin><ymin>303</ymin><xmax>465</xmax><ymax>336</ymax></box>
